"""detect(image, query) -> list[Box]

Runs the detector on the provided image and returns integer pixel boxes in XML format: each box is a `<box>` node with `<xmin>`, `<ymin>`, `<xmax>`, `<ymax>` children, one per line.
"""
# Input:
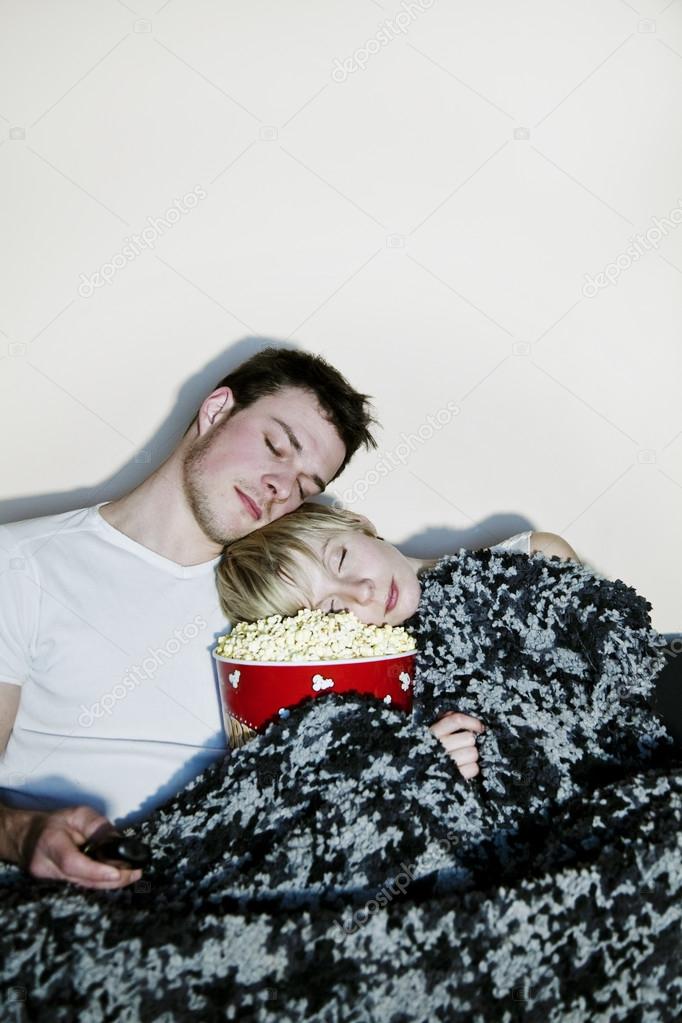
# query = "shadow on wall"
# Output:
<box><xmin>0</xmin><ymin>333</ymin><xmax>536</xmax><ymax>556</ymax></box>
<box><xmin>395</xmin><ymin>520</ymin><xmax>535</xmax><ymax>560</ymax></box>
<box><xmin>0</xmin><ymin>337</ymin><xmax>298</xmax><ymax>526</ymax></box>
<box><xmin>311</xmin><ymin>498</ymin><xmax>535</xmax><ymax>558</ymax></box>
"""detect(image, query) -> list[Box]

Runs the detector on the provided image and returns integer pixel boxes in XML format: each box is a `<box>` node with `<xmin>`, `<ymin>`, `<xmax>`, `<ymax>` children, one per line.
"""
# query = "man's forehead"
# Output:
<box><xmin>254</xmin><ymin>389</ymin><xmax>324</xmax><ymax>429</ymax></box>
<box><xmin>258</xmin><ymin>391</ymin><xmax>345</xmax><ymax>482</ymax></box>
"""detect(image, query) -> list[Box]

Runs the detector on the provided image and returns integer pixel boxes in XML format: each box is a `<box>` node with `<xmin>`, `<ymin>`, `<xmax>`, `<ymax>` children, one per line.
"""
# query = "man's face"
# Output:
<box><xmin>182</xmin><ymin>386</ymin><xmax>347</xmax><ymax>545</ymax></box>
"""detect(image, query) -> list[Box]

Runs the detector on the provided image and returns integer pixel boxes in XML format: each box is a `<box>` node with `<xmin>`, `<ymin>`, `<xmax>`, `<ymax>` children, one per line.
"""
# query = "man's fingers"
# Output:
<box><xmin>53</xmin><ymin>847</ymin><xmax>144</xmax><ymax>888</ymax></box>
<box><xmin>17</xmin><ymin>805</ymin><xmax>144</xmax><ymax>889</ymax></box>
<box><xmin>67</xmin><ymin>867</ymin><xmax>144</xmax><ymax>890</ymax></box>
<box><xmin>33</xmin><ymin>826</ymin><xmax>141</xmax><ymax>888</ymax></box>
<box><xmin>32</xmin><ymin>845</ymin><xmax>119</xmax><ymax>885</ymax></box>
<box><xmin>458</xmin><ymin>762</ymin><xmax>480</xmax><ymax>780</ymax></box>
<box><xmin>58</xmin><ymin>845</ymin><xmax>127</xmax><ymax>885</ymax></box>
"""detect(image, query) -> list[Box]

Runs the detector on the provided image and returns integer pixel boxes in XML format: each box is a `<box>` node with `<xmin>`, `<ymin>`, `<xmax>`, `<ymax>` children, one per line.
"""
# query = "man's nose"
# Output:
<box><xmin>263</xmin><ymin>473</ymin><xmax>294</xmax><ymax>504</ymax></box>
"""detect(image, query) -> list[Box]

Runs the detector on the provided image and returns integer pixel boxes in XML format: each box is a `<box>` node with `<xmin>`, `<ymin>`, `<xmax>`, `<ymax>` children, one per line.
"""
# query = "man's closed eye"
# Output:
<box><xmin>265</xmin><ymin>435</ymin><xmax>305</xmax><ymax>500</ymax></box>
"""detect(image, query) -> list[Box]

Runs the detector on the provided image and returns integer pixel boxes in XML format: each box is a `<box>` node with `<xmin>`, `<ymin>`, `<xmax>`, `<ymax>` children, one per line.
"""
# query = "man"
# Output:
<box><xmin>0</xmin><ymin>347</ymin><xmax>378</xmax><ymax>889</ymax></box>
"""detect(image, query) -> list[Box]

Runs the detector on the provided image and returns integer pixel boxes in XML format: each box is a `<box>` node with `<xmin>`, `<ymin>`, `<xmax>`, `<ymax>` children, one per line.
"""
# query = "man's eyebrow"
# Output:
<box><xmin>272</xmin><ymin>416</ymin><xmax>301</xmax><ymax>453</ymax></box>
<box><xmin>271</xmin><ymin>417</ymin><xmax>326</xmax><ymax>494</ymax></box>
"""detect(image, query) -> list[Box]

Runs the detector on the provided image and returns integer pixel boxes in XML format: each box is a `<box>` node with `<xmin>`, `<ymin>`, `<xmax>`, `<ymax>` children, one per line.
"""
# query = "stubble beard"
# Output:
<box><xmin>181</xmin><ymin>428</ymin><xmax>238</xmax><ymax>547</ymax></box>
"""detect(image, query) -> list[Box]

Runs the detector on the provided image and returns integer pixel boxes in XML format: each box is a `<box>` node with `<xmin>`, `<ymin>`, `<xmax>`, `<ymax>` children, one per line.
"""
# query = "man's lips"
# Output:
<box><xmin>385</xmin><ymin>578</ymin><xmax>398</xmax><ymax>613</ymax></box>
<box><xmin>235</xmin><ymin>487</ymin><xmax>262</xmax><ymax>521</ymax></box>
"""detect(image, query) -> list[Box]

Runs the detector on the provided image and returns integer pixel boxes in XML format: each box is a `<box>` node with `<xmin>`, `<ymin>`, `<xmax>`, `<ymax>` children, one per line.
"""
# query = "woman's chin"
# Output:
<box><xmin>402</xmin><ymin>580</ymin><xmax>421</xmax><ymax>620</ymax></box>
<box><xmin>394</xmin><ymin>593</ymin><xmax>419</xmax><ymax>626</ymax></box>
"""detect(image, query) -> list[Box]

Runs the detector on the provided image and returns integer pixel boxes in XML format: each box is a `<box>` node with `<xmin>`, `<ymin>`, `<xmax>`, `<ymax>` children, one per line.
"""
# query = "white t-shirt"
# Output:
<box><xmin>0</xmin><ymin>503</ymin><xmax>231</xmax><ymax>827</ymax></box>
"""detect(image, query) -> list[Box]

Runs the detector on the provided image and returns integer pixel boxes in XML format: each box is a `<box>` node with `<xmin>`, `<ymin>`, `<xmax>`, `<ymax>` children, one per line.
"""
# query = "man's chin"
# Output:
<box><xmin>208</xmin><ymin>505</ymin><xmax>270</xmax><ymax>547</ymax></box>
<box><xmin>184</xmin><ymin>489</ymin><xmax>241</xmax><ymax>547</ymax></box>
<box><xmin>202</xmin><ymin>515</ymin><xmax>247</xmax><ymax>548</ymax></box>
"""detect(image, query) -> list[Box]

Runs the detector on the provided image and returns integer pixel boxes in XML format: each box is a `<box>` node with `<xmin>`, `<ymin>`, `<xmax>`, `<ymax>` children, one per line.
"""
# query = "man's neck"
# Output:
<box><xmin>99</xmin><ymin>452</ymin><xmax>223</xmax><ymax>568</ymax></box>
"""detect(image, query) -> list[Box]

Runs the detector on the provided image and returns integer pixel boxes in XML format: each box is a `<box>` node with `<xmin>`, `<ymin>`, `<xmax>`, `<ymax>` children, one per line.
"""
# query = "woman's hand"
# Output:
<box><xmin>428</xmin><ymin>712</ymin><xmax>485</xmax><ymax>780</ymax></box>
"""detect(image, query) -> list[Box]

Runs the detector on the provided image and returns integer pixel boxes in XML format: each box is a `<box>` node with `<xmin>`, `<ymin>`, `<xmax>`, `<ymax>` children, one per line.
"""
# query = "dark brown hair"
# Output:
<box><xmin>185</xmin><ymin>347</ymin><xmax>380</xmax><ymax>481</ymax></box>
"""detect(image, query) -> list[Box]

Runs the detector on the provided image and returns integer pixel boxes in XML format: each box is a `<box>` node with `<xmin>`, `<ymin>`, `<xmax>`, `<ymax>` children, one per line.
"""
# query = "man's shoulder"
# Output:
<box><xmin>0</xmin><ymin>505</ymin><xmax>99</xmax><ymax>559</ymax></box>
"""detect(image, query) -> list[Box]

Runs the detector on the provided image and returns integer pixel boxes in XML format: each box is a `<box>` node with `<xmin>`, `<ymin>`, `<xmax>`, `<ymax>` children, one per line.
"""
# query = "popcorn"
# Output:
<box><xmin>215</xmin><ymin>608</ymin><xmax>415</xmax><ymax>662</ymax></box>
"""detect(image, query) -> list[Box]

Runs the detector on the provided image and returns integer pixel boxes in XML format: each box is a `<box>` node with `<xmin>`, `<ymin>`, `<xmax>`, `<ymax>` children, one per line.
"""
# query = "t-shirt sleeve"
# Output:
<box><xmin>0</xmin><ymin>545</ymin><xmax>40</xmax><ymax>686</ymax></box>
<box><xmin>489</xmin><ymin>531</ymin><xmax>533</xmax><ymax>555</ymax></box>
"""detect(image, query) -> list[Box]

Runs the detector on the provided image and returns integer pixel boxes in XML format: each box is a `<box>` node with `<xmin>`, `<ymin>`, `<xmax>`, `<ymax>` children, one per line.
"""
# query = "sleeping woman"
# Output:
<box><xmin>99</xmin><ymin>501</ymin><xmax>674</xmax><ymax>930</ymax></box>
<box><xmin>215</xmin><ymin>503</ymin><xmax>583</xmax><ymax>770</ymax></box>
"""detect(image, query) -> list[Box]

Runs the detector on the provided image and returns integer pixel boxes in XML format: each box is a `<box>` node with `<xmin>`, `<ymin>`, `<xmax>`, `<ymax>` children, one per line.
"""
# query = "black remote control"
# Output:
<box><xmin>80</xmin><ymin>824</ymin><xmax>151</xmax><ymax>869</ymax></box>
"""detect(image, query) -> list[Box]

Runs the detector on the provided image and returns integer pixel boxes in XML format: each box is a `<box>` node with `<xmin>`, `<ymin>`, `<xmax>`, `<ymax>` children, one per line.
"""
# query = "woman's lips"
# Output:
<box><xmin>235</xmin><ymin>488</ymin><xmax>262</xmax><ymax>521</ymax></box>
<box><xmin>385</xmin><ymin>578</ymin><xmax>399</xmax><ymax>613</ymax></box>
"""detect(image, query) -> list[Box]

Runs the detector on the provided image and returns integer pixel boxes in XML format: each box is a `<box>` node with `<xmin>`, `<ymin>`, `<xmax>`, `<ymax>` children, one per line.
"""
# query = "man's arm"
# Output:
<box><xmin>0</xmin><ymin>683</ymin><xmax>142</xmax><ymax>888</ymax></box>
<box><xmin>530</xmin><ymin>531</ymin><xmax>580</xmax><ymax>563</ymax></box>
<box><xmin>0</xmin><ymin>681</ymin><xmax>20</xmax><ymax>754</ymax></box>
<box><xmin>0</xmin><ymin>682</ymin><xmax>27</xmax><ymax>864</ymax></box>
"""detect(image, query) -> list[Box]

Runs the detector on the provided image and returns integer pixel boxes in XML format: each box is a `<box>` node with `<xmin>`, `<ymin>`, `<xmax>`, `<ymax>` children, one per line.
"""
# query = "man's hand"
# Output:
<box><xmin>428</xmin><ymin>712</ymin><xmax>485</xmax><ymax>780</ymax></box>
<box><xmin>3</xmin><ymin>805</ymin><xmax>144</xmax><ymax>889</ymax></box>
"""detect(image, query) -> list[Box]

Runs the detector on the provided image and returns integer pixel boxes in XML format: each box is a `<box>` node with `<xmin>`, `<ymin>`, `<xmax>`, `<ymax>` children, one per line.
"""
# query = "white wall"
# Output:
<box><xmin>1</xmin><ymin>0</ymin><xmax>680</xmax><ymax>631</ymax></box>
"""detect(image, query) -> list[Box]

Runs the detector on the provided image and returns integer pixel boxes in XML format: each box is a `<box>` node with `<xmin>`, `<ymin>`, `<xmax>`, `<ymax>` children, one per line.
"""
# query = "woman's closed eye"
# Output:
<box><xmin>320</xmin><ymin>547</ymin><xmax>350</xmax><ymax>613</ymax></box>
<box><xmin>329</xmin><ymin>548</ymin><xmax>348</xmax><ymax>612</ymax></box>
<box><xmin>329</xmin><ymin>601</ymin><xmax>349</xmax><ymax>613</ymax></box>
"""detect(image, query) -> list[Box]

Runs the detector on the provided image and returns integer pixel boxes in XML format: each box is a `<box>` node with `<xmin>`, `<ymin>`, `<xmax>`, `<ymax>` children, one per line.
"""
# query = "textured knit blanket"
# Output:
<box><xmin>1</xmin><ymin>548</ymin><xmax>682</xmax><ymax>1022</ymax></box>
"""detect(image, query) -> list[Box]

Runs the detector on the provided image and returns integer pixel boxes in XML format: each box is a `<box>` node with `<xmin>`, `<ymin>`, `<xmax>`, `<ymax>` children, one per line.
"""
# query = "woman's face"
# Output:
<box><xmin>299</xmin><ymin>529</ymin><xmax>422</xmax><ymax>626</ymax></box>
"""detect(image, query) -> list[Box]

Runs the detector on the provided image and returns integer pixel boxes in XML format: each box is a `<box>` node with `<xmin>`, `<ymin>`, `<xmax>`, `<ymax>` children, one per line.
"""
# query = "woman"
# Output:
<box><xmin>215</xmin><ymin>504</ymin><xmax>582</xmax><ymax>765</ymax></box>
<box><xmin>216</xmin><ymin>505</ymin><xmax>580</xmax><ymax>628</ymax></box>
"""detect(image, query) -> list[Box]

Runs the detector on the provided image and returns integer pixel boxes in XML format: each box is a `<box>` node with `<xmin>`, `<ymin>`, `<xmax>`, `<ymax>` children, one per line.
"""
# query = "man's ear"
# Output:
<box><xmin>197</xmin><ymin>387</ymin><xmax>236</xmax><ymax>436</ymax></box>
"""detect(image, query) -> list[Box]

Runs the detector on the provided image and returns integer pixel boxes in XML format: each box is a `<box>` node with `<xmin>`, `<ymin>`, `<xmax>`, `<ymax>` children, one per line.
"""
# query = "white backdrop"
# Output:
<box><xmin>0</xmin><ymin>0</ymin><xmax>680</xmax><ymax>631</ymax></box>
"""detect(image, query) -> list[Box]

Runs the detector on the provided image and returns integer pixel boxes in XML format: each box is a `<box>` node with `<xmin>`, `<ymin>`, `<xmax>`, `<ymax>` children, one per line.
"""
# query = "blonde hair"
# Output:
<box><xmin>216</xmin><ymin>502</ymin><xmax>379</xmax><ymax>749</ymax></box>
<box><xmin>217</xmin><ymin>502</ymin><xmax>378</xmax><ymax>623</ymax></box>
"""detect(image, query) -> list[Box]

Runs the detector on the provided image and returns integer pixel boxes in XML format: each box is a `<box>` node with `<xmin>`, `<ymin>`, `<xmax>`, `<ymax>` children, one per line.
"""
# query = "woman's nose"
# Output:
<box><xmin>352</xmin><ymin>578</ymin><xmax>374</xmax><ymax>605</ymax></box>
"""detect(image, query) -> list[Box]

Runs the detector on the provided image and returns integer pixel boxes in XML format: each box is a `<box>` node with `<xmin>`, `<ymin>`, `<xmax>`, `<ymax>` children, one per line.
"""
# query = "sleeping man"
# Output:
<box><xmin>0</xmin><ymin>347</ymin><xmax>378</xmax><ymax>889</ymax></box>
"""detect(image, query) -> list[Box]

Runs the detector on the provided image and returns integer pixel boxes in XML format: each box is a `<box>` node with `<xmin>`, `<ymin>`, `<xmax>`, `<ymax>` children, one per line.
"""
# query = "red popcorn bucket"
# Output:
<box><xmin>213</xmin><ymin>650</ymin><xmax>417</xmax><ymax>744</ymax></box>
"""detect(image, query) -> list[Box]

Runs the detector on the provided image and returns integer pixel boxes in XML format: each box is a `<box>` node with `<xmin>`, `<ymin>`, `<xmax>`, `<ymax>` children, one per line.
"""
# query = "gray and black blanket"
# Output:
<box><xmin>1</xmin><ymin>548</ymin><xmax>681</xmax><ymax>1022</ymax></box>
